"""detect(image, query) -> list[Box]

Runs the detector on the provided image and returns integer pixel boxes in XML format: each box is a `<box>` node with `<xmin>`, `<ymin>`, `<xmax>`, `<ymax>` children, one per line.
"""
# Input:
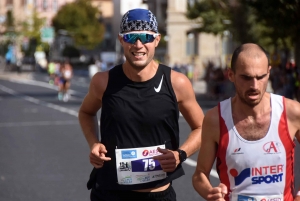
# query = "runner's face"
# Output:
<box><xmin>119</xmin><ymin>31</ymin><xmax>160</xmax><ymax>69</ymax></box>
<box><xmin>229</xmin><ymin>54</ymin><xmax>271</xmax><ymax>107</ymax></box>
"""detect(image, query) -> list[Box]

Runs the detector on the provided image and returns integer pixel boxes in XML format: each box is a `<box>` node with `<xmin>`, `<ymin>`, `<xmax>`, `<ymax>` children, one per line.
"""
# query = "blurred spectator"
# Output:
<box><xmin>180</xmin><ymin>64</ymin><xmax>188</xmax><ymax>76</ymax></box>
<box><xmin>172</xmin><ymin>62</ymin><xmax>181</xmax><ymax>72</ymax></box>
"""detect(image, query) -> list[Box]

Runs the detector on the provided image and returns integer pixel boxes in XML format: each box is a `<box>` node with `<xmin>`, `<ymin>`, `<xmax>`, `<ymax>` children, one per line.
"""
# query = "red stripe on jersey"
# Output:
<box><xmin>279</xmin><ymin>97</ymin><xmax>295</xmax><ymax>200</ymax></box>
<box><xmin>217</xmin><ymin>103</ymin><xmax>231</xmax><ymax>201</ymax></box>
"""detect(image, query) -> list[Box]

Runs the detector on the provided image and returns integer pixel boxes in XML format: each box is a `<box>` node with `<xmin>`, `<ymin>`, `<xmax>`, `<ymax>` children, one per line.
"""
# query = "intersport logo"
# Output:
<box><xmin>230</xmin><ymin>164</ymin><xmax>284</xmax><ymax>186</ymax></box>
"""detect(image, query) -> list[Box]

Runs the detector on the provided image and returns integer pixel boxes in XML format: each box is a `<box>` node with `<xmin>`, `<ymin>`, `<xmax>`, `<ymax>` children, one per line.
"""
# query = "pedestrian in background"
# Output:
<box><xmin>78</xmin><ymin>8</ymin><xmax>204</xmax><ymax>201</ymax></box>
<box><xmin>192</xmin><ymin>43</ymin><xmax>300</xmax><ymax>201</ymax></box>
<box><xmin>58</xmin><ymin>59</ymin><xmax>73</xmax><ymax>102</ymax></box>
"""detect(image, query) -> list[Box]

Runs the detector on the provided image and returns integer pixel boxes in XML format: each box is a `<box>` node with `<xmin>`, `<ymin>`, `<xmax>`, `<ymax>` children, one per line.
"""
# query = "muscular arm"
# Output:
<box><xmin>285</xmin><ymin>98</ymin><xmax>300</xmax><ymax>200</ymax></box>
<box><xmin>172</xmin><ymin>71</ymin><xmax>204</xmax><ymax>158</ymax></box>
<box><xmin>78</xmin><ymin>72</ymin><xmax>107</xmax><ymax>148</ymax></box>
<box><xmin>192</xmin><ymin>107</ymin><xmax>222</xmax><ymax>199</ymax></box>
<box><xmin>285</xmin><ymin>98</ymin><xmax>300</xmax><ymax>143</ymax></box>
<box><xmin>78</xmin><ymin>72</ymin><xmax>111</xmax><ymax>168</ymax></box>
<box><xmin>153</xmin><ymin>71</ymin><xmax>204</xmax><ymax>172</ymax></box>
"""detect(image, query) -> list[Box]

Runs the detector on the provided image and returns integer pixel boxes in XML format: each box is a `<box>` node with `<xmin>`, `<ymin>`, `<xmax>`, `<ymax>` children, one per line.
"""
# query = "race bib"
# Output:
<box><xmin>115</xmin><ymin>144</ymin><xmax>166</xmax><ymax>185</ymax></box>
<box><xmin>232</xmin><ymin>194</ymin><xmax>283</xmax><ymax>201</ymax></box>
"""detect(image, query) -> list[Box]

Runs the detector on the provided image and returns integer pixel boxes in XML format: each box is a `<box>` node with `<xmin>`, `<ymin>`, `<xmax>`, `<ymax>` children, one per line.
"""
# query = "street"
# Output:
<box><xmin>0</xmin><ymin>70</ymin><xmax>299</xmax><ymax>201</ymax></box>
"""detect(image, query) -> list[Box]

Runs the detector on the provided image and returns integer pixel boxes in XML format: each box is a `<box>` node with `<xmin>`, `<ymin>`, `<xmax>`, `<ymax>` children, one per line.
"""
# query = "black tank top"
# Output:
<box><xmin>88</xmin><ymin>64</ymin><xmax>185</xmax><ymax>191</ymax></box>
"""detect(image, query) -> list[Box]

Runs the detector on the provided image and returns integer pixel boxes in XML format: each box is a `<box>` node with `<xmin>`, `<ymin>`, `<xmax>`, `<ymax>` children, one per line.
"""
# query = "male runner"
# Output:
<box><xmin>192</xmin><ymin>43</ymin><xmax>300</xmax><ymax>201</ymax></box>
<box><xmin>78</xmin><ymin>8</ymin><xmax>204</xmax><ymax>201</ymax></box>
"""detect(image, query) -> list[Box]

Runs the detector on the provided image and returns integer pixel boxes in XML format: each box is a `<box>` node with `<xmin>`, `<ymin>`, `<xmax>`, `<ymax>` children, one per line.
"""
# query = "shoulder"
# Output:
<box><xmin>90</xmin><ymin>71</ymin><xmax>109</xmax><ymax>100</ymax></box>
<box><xmin>284</xmin><ymin>97</ymin><xmax>300</xmax><ymax>121</ymax></box>
<box><xmin>170</xmin><ymin>69</ymin><xmax>194</xmax><ymax>102</ymax></box>
<box><xmin>202</xmin><ymin>106</ymin><xmax>220</xmax><ymax>141</ymax></box>
<box><xmin>204</xmin><ymin>106</ymin><xmax>219</xmax><ymax>127</ymax></box>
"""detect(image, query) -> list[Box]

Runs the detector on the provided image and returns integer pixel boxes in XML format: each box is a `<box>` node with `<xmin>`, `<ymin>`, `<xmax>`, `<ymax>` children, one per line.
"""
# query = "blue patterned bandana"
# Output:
<box><xmin>120</xmin><ymin>8</ymin><xmax>158</xmax><ymax>33</ymax></box>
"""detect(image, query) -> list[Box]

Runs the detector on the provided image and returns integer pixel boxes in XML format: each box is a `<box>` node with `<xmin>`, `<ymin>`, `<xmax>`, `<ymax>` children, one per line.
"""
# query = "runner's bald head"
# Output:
<box><xmin>231</xmin><ymin>43</ymin><xmax>269</xmax><ymax>73</ymax></box>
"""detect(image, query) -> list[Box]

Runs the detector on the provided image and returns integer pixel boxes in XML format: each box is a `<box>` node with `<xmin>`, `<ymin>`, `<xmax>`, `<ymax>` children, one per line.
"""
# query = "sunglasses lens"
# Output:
<box><xmin>123</xmin><ymin>33</ymin><xmax>156</xmax><ymax>44</ymax></box>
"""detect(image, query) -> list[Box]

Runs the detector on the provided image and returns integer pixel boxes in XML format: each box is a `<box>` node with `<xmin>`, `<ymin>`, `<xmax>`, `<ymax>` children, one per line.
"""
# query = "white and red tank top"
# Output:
<box><xmin>217</xmin><ymin>94</ymin><xmax>295</xmax><ymax>201</ymax></box>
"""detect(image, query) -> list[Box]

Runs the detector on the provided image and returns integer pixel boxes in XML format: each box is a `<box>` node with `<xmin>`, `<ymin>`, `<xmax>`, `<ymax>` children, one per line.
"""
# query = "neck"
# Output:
<box><xmin>122</xmin><ymin>60</ymin><xmax>159</xmax><ymax>82</ymax></box>
<box><xmin>231</xmin><ymin>93</ymin><xmax>271</xmax><ymax>118</ymax></box>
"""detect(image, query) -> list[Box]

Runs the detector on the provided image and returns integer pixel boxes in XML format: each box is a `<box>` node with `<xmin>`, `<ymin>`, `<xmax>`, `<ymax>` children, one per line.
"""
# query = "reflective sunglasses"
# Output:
<box><xmin>119</xmin><ymin>33</ymin><xmax>160</xmax><ymax>44</ymax></box>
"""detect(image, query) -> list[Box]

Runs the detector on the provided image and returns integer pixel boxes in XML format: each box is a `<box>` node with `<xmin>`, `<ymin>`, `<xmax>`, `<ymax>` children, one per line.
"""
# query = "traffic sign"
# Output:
<box><xmin>40</xmin><ymin>26</ymin><xmax>55</xmax><ymax>43</ymax></box>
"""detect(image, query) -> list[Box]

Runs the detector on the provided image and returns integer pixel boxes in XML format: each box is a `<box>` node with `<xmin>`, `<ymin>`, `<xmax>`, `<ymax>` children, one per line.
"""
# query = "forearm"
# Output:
<box><xmin>180</xmin><ymin>127</ymin><xmax>201</xmax><ymax>157</ymax></box>
<box><xmin>192</xmin><ymin>171</ymin><xmax>213</xmax><ymax>199</ymax></box>
<box><xmin>78</xmin><ymin>111</ymin><xmax>100</xmax><ymax>149</ymax></box>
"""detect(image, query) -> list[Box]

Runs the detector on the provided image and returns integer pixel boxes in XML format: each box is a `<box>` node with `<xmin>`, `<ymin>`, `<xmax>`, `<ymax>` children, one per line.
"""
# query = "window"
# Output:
<box><xmin>186</xmin><ymin>32</ymin><xmax>198</xmax><ymax>56</ymax></box>
<box><xmin>6</xmin><ymin>0</ymin><xmax>13</xmax><ymax>6</ymax></box>
<box><xmin>34</xmin><ymin>0</ymin><xmax>38</xmax><ymax>9</ymax></box>
<box><xmin>52</xmin><ymin>0</ymin><xmax>58</xmax><ymax>12</ymax></box>
<box><xmin>42</xmin><ymin>0</ymin><xmax>47</xmax><ymax>10</ymax></box>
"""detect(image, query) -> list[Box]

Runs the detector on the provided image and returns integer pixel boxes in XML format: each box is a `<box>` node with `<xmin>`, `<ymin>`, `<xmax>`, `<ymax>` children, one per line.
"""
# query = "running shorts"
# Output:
<box><xmin>90</xmin><ymin>184</ymin><xmax>176</xmax><ymax>201</ymax></box>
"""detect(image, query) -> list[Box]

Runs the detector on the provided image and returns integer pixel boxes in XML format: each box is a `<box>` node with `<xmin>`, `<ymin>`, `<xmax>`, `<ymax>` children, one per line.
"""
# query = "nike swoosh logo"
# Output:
<box><xmin>154</xmin><ymin>75</ymin><xmax>164</xmax><ymax>93</ymax></box>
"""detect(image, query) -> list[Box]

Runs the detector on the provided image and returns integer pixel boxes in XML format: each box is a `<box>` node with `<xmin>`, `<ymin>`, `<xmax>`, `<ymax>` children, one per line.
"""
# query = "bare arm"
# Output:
<box><xmin>172</xmin><ymin>71</ymin><xmax>204</xmax><ymax>157</ymax></box>
<box><xmin>285</xmin><ymin>98</ymin><xmax>300</xmax><ymax>143</ymax></box>
<box><xmin>153</xmin><ymin>71</ymin><xmax>204</xmax><ymax>172</ymax></box>
<box><xmin>78</xmin><ymin>72</ymin><xmax>111</xmax><ymax>168</ymax></box>
<box><xmin>192</xmin><ymin>107</ymin><xmax>227</xmax><ymax>199</ymax></box>
<box><xmin>285</xmin><ymin>98</ymin><xmax>300</xmax><ymax>200</ymax></box>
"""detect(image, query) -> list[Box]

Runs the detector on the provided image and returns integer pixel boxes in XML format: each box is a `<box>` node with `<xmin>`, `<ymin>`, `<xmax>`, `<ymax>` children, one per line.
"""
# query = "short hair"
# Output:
<box><xmin>231</xmin><ymin>43</ymin><xmax>269</xmax><ymax>72</ymax></box>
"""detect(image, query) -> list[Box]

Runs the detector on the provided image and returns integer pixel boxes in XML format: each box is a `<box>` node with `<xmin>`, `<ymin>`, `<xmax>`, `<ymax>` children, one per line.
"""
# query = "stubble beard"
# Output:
<box><xmin>236</xmin><ymin>89</ymin><xmax>264</xmax><ymax>107</ymax></box>
<box><xmin>126</xmin><ymin>56</ymin><xmax>152</xmax><ymax>71</ymax></box>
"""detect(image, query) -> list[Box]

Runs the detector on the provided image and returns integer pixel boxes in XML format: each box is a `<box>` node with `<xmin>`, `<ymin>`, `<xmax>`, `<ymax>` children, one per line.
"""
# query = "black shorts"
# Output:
<box><xmin>90</xmin><ymin>184</ymin><xmax>176</xmax><ymax>201</ymax></box>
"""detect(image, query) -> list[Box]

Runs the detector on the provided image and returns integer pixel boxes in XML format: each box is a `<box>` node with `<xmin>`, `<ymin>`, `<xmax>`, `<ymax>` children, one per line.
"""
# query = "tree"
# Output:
<box><xmin>186</xmin><ymin>0</ymin><xmax>300</xmax><ymax>67</ymax></box>
<box><xmin>21</xmin><ymin>10</ymin><xmax>46</xmax><ymax>56</ymax></box>
<box><xmin>52</xmin><ymin>0</ymin><xmax>105</xmax><ymax>49</ymax></box>
<box><xmin>243</xmin><ymin>0</ymin><xmax>300</xmax><ymax>67</ymax></box>
<box><xmin>186</xmin><ymin>0</ymin><xmax>259</xmax><ymax>43</ymax></box>
<box><xmin>4</xmin><ymin>10</ymin><xmax>18</xmax><ymax>40</ymax></box>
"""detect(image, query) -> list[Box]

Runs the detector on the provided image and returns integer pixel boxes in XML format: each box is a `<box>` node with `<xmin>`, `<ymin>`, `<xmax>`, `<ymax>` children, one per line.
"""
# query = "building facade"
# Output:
<box><xmin>0</xmin><ymin>0</ymin><xmax>224</xmax><ymax>75</ymax></box>
<box><xmin>166</xmin><ymin>0</ymin><xmax>222</xmax><ymax>78</ymax></box>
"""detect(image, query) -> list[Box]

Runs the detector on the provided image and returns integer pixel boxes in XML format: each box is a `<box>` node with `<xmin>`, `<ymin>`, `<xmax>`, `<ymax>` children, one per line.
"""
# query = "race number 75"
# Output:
<box><xmin>143</xmin><ymin>159</ymin><xmax>156</xmax><ymax>171</ymax></box>
<box><xmin>131</xmin><ymin>158</ymin><xmax>163</xmax><ymax>172</ymax></box>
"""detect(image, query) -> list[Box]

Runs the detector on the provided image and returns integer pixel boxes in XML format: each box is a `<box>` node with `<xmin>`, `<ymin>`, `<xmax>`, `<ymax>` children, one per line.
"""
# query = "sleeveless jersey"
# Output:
<box><xmin>88</xmin><ymin>64</ymin><xmax>184</xmax><ymax>191</ymax></box>
<box><xmin>217</xmin><ymin>94</ymin><xmax>295</xmax><ymax>201</ymax></box>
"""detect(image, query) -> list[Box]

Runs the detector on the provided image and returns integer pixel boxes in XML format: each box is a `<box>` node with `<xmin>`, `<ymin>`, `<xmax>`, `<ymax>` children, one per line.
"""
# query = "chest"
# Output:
<box><xmin>233</xmin><ymin>116</ymin><xmax>270</xmax><ymax>141</ymax></box>
<box><xmin>102</xmin><ymin>81</ymin><xmax>178</xmax><ymax>124</ymax></box>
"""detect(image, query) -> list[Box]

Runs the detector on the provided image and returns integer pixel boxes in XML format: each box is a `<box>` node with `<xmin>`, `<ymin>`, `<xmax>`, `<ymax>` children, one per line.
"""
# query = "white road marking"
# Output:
<box><xmin>0</xmin><ymin>78</ymin><xmax>219</xmax><ymax>178</ymax></box>
<box><xmin>0</xmin><ymin>85</ymin><xmax>79</xmax><ymax>117</ymax></box>
<box><xmin>0</xmin><ymin>120</ymin><xmax>79</xmax><ymax>127</ymax></box>
<box><xmin>6</xmin><ymin>78</ymin><xmax>85</xmax><ymax>96</ymax></box>
<box><xmin>184</xmin><ymin>158</ymin><xmax>219</xmax><ymax>178</ymax></box>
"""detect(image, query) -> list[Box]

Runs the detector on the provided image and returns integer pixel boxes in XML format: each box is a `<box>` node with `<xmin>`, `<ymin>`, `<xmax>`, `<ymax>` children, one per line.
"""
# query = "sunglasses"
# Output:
<box><xmin>119</xmin><ymin>33</ymin><xmax>160</xmax><ymax>44</ymax></box>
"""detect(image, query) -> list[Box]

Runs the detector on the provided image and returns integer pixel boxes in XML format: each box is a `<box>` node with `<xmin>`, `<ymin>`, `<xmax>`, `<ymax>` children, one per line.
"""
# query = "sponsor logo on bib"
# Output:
<box><xmin>121</xmin><ymin>150</ymin><xmax>137</xmax><ymax>159</ymax></box>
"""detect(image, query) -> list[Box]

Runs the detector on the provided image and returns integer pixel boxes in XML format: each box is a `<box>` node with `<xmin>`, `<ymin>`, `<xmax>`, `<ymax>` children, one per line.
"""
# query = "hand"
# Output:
<box><xmin>89</xmin><ymin>143</ymin><xmax>111</xmax><ymax>168</ymax></box>
<box><xmin>152</xmin><ymin>147</ymin><xmax>180</xmax><ymax>172</ymax></box>
<box><xmin>206</xmin><ymin>183</ymin><xmax>227</xmax><ymax>201</ymax></box>
<box><xmin>295</xmin><ymin>195</ymin><xmax>300</xmax><ymax>201</ymax></box>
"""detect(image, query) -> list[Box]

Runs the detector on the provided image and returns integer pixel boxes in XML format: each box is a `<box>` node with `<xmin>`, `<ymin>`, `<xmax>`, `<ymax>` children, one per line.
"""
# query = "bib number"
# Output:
<box><xmin>115</xmin><ymin>145</ymin><xmax>167</xmax><ymax>185</ymax></box>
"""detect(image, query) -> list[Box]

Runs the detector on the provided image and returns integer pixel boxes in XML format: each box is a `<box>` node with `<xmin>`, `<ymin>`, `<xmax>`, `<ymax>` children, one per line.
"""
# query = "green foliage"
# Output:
<box><xmin>21</xmin><ymin>10</ymin><xmax>45</xmax><ymax>55</ymax></box>
<box><xmin>5</xmin><ymin>10</ymin><xmax>14</xmax><ymax>28</ymax></box>
<box><xmin>243</xmin><ymin>0</ymin><xmax>300</xmax><ymax>66</ymax></box>
<box><xmin>186</xmin><ymin>0</ymin><xmax>228</xmax><ymax>35</ymax></box>
<box><xmin>186</xmin><ymin>0</ymin><xmax>300</xmax><ymax>54</ymax></box>
<box><xmin>186</xmin><ymin>0</ymin><xmax>259</xmax><ymax>43</ymax></box>
<box><xmin>52</xmin><ymin>0</ymin><xmax>105</xmax><ymax>49</ymax></box>
<box><xmin>62</xmin><ymin>45</ymin><xmax>81</xmax><ymax>58</ymax></box>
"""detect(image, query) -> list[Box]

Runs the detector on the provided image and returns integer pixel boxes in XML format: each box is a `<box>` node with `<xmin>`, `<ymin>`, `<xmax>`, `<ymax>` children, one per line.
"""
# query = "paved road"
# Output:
<box><xmin>0</xmin><ymin>69</ymin><xmax>299</xmax><ymax>201</ymax></box>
